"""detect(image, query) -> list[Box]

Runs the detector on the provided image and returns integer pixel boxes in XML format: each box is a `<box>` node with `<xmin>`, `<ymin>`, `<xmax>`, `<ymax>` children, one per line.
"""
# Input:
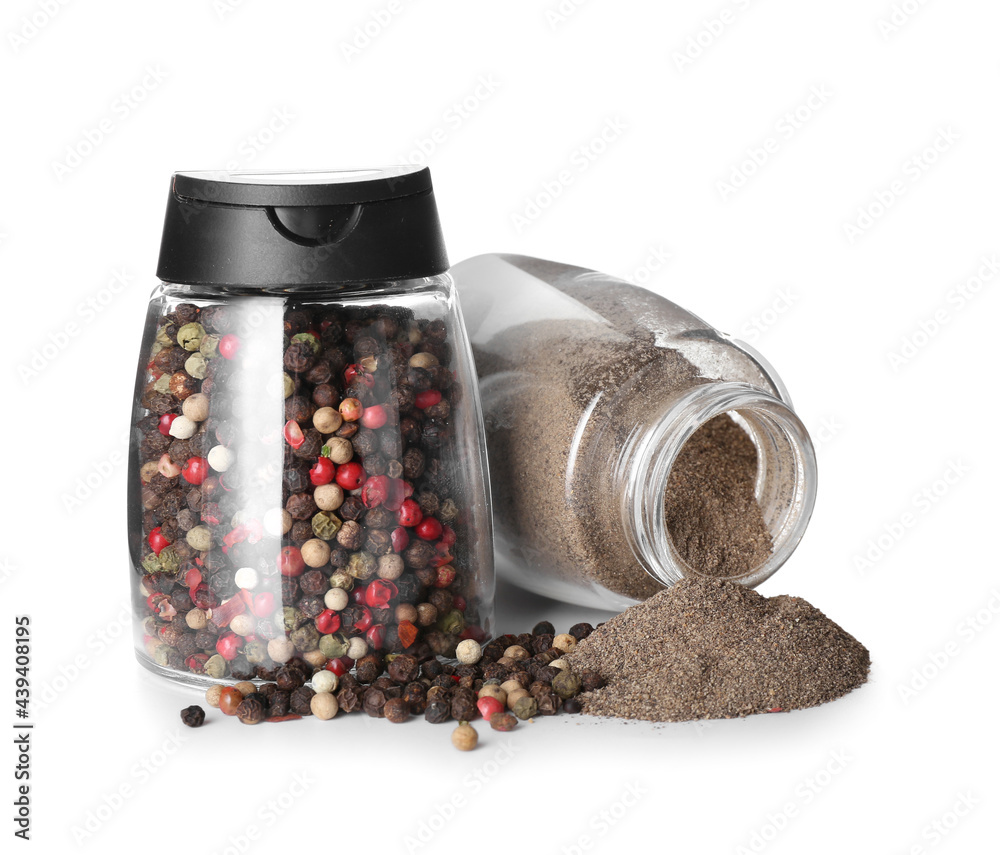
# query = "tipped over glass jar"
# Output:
<box><xmin>129</xmin><ymin>168</ymin><xmax>494</xmax><ymax>687</ymax></box>
<box><xmin>454</xmin><ymin>254</ymin><xmax>817</xmax><ymax>611</ymax></box>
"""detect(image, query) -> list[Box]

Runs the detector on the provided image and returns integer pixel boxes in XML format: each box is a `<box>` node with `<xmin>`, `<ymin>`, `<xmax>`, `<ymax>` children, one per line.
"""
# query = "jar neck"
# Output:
<box><xmin>620</xmin><ymin>382</ymin><xmax>817</xmax><ymax>588</ymax></box>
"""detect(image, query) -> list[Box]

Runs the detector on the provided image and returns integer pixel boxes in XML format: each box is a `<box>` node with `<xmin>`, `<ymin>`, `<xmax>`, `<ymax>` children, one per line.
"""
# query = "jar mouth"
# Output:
<box><xmin>625</xmin><ymin>383</ymin><xmax>818</xmax><ymax>589</ymax></box>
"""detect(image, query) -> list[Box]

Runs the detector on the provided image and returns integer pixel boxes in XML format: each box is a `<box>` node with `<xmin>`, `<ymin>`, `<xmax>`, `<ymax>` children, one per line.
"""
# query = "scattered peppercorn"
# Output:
<box><xmin>235</xmin><ymin>694</ymin><xmax>268</xmax><ymax>725</ymax></box>
<box><xmin>180</xmin><ymin>705</ymin><xmax>205</xmax><ymax>727</ymax></box>
<box><xmin>451</xmin><ymin>722</ymin><xmax>478</xmax><ymax>751</ymax></box>
<box><xmin>490</xmin><ymin>712</ymin><xmax>518</xmax><ymax>732</ymax></box>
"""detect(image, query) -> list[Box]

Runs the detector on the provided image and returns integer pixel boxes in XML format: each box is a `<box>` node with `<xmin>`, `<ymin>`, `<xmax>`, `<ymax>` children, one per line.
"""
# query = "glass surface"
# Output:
<box><xmin>455</xmin><ymin>254</ymin><xmax>816</xmax><ymax>610</ymax></box>
<box><xmin>128</xmin><ymin>275</ymin><xmax>493</xmax><ymax>686</ymax></box>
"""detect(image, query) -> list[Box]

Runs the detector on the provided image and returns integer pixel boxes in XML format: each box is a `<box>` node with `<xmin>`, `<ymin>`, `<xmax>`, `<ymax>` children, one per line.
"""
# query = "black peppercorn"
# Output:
<box><xmin>363</xmin><ymin>687</ymin><xmax>388</xmax><ymax>718</ymax></box>
<box><xmin>356</xmin><ymin>654</ymin><xmax>384</xmax><ymax>684</ymax></box>
<box><xmin>531</xmin><ymin>633</ymin><xmax>555</xmax><ymax>655</ymax></box>
<box><xmin>424</xmin><ymin>699</ymin><xmax>451</xmax><ymax>724</ymax></box>
<box><xmin>384</xmin><ymin>697</ymin><xmax>410</xmax><ymax>723</ymax></box>
<box><xmin>336</xmin><ymin>685</ymin><xmax>364</xmax><ymax>714</ymax></box>
<box><xmin>563</xmin><ymin>698</ymin><xmax>583</xmax><ymax>714</ymax></box>
<box><xmin>422</xmin><ymin>659</ymin><xmax>444</xmax><ymax>679</ymax></box>
<box><xmin>532</xmin><ymin>620</ymin><xmax>555</xmax><ymax>636</ymax></box>
<box><xmin>579</xmin><ymin>670</ymin><xmax>606</xmax><ymax>692</ymax></box>
<box><xmin>276</xmin><ymin>666</ymin><xmax>305</xmax><ymax>692</ymax></box>
<box><xmin>268</xmin><ymin>690</ymin><xmax>291</xmax><ymax>717</ymax></box>
<box><xmin>569</xmin><ymin>622</ymin><xmax>595</xmax><ymax>640</ymax></box>
<box><xmin>450</xmin><ymin>688</ymin><xmax>478</xmax><ymax>722</ymax></box>
<box><xmin>290</xmin><ymin>686</ymin><xmax>316</xmax><ymax>715</ymax></box>
<box><xmin>387</xmin><ymin>655</ymin><xmax>420</xmax><ymax>685</ymax></box>
<box><xmin>236</xmin><ymin>695</ymin><xmax>268</xmax><ymax>725</ymax></box>
<box><xmin>180</xmin><ymin>705</ymin><xmax>205</xmax><ymax>727</ymax></box>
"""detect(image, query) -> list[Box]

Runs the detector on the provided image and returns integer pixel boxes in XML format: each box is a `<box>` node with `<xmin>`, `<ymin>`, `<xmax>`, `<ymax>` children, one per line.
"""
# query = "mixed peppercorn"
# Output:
<box><xmin>183</xmin><ymin>621</ymin><xmax>602</xmax><ymax>748</ymax></box>
<box><xmin>134</xmin><ymin>299</ymin><xmax>485</xmax><ymax>684</ymax></box>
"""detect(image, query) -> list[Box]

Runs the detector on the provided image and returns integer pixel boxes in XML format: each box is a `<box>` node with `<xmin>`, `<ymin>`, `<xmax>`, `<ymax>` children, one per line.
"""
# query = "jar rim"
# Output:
<box><xmin>623</xmin><ymin>382</ymin><xmax>818</xmax><ymax>589</ymax></box>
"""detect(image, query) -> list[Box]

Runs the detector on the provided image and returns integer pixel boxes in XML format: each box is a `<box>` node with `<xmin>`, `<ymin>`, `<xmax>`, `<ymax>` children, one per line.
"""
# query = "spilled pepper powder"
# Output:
<box><xmin>567</xmin><ymin>578</ymin><xmax>869</xmax><ymax>721</ymax></box>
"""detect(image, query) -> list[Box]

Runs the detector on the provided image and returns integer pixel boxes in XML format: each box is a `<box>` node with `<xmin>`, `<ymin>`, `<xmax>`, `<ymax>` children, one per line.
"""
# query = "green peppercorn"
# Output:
<box><xmin>347</xmin><ymin>551</ymin><xmax>377</xmax><ymax>580</ymax></box>
<box><xmin>437</xmin><ymin>609</ymin><xmax>466</xmax><ymax>636</ymax></box>
<box><xmin>157</xmin><ymin>546</ymin><xmax>180</xmax><ymax>574</ymax></box>
<box><xmin>290</xmin><ymin>623</ymin><xmax>320</xmax><ymax>652</ymax></box>
<box><xmin>204</xmin><ymin>654</ymin><xmax>227</xmax><ymax>679</ymax></box>
<box><xmin>199</xmin><ymin>333</ymin><xmax>219</xmax><ymax>357</ymax></box>
<box><xmin>552</xmin><ymin>670</ymin><xmax>582</xmax><ymax>700</ymax></box>
<box><xmin>318</xmin><ymin>632</ymin><xmax>349</xmax><ymax>659</ymax></box>
<box><xmin>186</xmin><ymin>526</ymin><xmax>213</xmax><ymax>552</ymax></box>
<box><xmin>141</xmin><ymin>553</ymin><xmax>161</xmax><ymax>573</ymax></box>
<box><xmin>311</xmin><ymin>511</ymin><xmax>343</xmax><ymax>540</ymax></box>
<box><xmin>292</xmin><ymin>332</ymin><xmax>320</xmax><ymax>353</ymax></box>
<box><xmin>177</xmin><ymin>322</ymin><xmax>206</xmax><ymax>351</ymax></box>
<box><xmin>512</xmin><ymin>696</ymin><xmax>538</xmax><ymax>720</ymax></box>
<box><xmin>184</xmin><ymin>352</ymin><xmax>208</xmax><ymax>379</ymax></box>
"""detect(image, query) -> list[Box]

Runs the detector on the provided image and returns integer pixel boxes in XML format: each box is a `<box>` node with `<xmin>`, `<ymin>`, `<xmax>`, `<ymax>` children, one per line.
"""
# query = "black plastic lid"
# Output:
<box><xmin>156</xmin><ymin>167</ymin><xmax>449</xmax><ymax>287</ymax></box>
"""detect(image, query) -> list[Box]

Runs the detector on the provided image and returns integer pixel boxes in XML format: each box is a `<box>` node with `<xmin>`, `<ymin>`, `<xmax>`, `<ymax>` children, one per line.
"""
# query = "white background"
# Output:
<box><xmin>2</xmin><ymin>1</ymin><xmax>998</xmax><ymax>853</ymax></box>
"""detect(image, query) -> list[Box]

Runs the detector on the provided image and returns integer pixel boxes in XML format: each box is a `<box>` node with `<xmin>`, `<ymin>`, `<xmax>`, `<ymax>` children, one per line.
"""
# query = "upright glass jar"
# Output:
<box><xmin>453</xmin><ymin>254</ymin><xmax>817</xmax><ymax>611</ymax></box>
<box><xmin>129</xmin><ymin>168</ymin><xmax>493</xmax><ymax>687</ymax></box>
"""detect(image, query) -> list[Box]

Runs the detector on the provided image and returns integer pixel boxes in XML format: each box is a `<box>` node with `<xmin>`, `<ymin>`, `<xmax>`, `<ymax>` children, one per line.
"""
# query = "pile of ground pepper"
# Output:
<box><xmin>567</xmin><ymin>578</ymin><xmax>869</xmax><ymax>721</ymax></box>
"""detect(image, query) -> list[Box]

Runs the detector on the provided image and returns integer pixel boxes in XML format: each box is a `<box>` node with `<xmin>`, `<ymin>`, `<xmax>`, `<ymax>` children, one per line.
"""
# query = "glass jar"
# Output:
<box><xmin>453</xmin><ymin>254</ymin><xmax>817</xmax><ymax>611</ymax></box>
<box><xmin>129</xmin><ymin>168</ymin><xmax>493</xmax><ymax>687</ymax></box>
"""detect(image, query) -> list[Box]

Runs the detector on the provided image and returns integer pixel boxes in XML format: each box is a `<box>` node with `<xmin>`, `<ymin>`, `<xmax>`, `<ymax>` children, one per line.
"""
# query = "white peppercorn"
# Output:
<box><xmin>301</xmin><ymin>538</ymin><xmax>331</xmax><ymax>568</ymax></box>
<box><xmin>207</xmin><ymin>445</ymin><xmax>235</xmax><ymax>472</ymax></box>
<box><xmin>185</xmin><ymin>608</ymin><xmax>208</xmax><ymax>630</ymax></box>
<box><xmin>230</xmin><ymin>614</ymin><xmax>255</xmax><ymax>637</ymax></box>
<box><xmin>168</xmin><ymin>415</ymin><xmax>197</xmax><ymax>439</ymax></box>
<box><xmin>312</xmin><ymin>670</ymin><xmax>339</xmax><ymax>694</ymax></box>
<box><xmin>314</xmin><ymin>484</ymin><xmax>345</xmax><ymax>511</ymax></box>
<box><xmin>346</xmin><ymin>637</ymin><xmax>368</xmax><ymax>660</ymax></box>
<box><xmin>311</xmin><ymin>692</ymin><xmax>339</xmax><ymax>720</ymax></box>
<box><xmin>324</xmin><ymin>588</ymin><xmax>349</xmax><ymax>611</ymax></box>
<box><xmin>181</xmin><ymin>393</ymin><xmax>210</xmax><ymax>422</ymax></box>
<box><xmin>205</xmin><ymin>684</ymin><xmax>223</xmax><ymax>708</ymax></box>
<box><xmin>267</xmin><ymin>637</ymin><xmax>296</xmax><ymax>664</ymax></box>
<box><xmin>455</xmin><ymin>639</ymin><xmax>482</xmax><ymax>665</ymax></box>
<box><xmin>234</xmin><ymin>567</ymin><xmax>259</xmax><ymax>590</ymax></box>
<box><xmin>313</xmin><ymin>407</ymin><xmax>343</xmax><ymax>434</ymax></box>
<box><xmin>263</xmin><ymin>507</ymin><xmax>292</xmax><ymax>536</ymax></box>
<box><xmin>553</xmin><ymin>633</ymin><xmax>577</xmax><ymax>653</ymax></box>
